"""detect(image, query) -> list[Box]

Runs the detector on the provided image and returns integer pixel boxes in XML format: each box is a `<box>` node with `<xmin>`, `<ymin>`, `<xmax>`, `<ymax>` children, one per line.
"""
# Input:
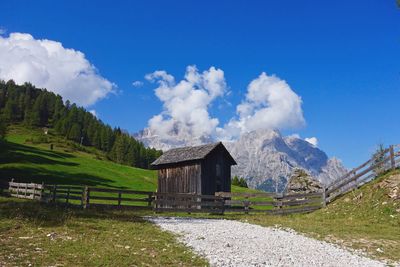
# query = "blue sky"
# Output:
<box><xmin>1</xmin><ymin>1</ymin><xmax>399</xmax><ymax>167</ymax></box>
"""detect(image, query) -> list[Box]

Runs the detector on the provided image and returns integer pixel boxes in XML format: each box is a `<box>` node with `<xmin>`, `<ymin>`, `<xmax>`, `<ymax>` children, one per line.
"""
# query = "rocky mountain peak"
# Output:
<box><xmin>135</xmin><ymin>128</ymin><xmax>347</xmax><ymax>192</ymax></box>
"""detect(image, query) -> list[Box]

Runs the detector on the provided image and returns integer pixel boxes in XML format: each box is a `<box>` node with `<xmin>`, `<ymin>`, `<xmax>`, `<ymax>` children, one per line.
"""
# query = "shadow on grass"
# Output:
<box><xmin>0</xmin><ymin>142</ymin><xmax>77</xmax><ymax>166</ymax></box>
<box><xmin>0</xmin><ymin>167</ymin><xmax>115</xmax><ymax>187</ymax></box>
<box><xmin>0</xmin><ymin>197</ymin><xmax>147</xmax><ymax>227</ymax></box>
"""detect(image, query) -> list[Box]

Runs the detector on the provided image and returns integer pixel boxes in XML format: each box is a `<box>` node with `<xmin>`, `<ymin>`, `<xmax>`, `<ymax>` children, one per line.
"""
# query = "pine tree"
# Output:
<box><xmin>0</xmin><ymin>80</ymin><xmax>162</xmax><ymax>170</ymax></box>
<box><xmin>29</xmin><ymin>97</ymin><xmax>42</xmax><ymax>126</ymax></box>
<box><xmin>232</xmin><ymin>176</ymin><xmax>240</xmax><ymax>186</ymax></box>
<box><xmin>0</xmin><ymin>117</ymin><xmax>6</xmax><ymax>139</ymax></box>
<box><xmin>3</xmin><ymin>99</ymin><xmax>18</xmax><ymax>122</ymax></box>
<box><xmin>68</xmin><ymin>123</ymin><xmax>81</xmax><ymax>142</ymax></box>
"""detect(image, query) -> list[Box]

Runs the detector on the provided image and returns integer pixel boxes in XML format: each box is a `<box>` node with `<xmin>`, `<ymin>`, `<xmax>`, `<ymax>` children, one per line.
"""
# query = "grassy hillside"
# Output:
<box><xmin>0</xmin><ymin>124</ymin><xmax>249</xmax><ymax>194</ymax></box>
<box><xmin>242</xmin><ymin>170</ymin><xmax>400</xmax><ymax>263</ymax></box>
<box><xmin>0</xmin><ymin>125</ymin><xmax>157</xmax><ymax>191</ymax></box>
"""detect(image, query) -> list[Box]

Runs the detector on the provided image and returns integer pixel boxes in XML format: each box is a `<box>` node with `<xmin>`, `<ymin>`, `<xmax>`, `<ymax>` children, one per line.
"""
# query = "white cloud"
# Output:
<box><xmin>145</xmin><ymin>65</ymin><xmax>227</xmax><ymax>142</ymax></box>
<box><xmin>145</xmin><ymin>66</ymin><xmax>307</xmax><ymax>145</ymax></box>
<box><xmin>288</xmin><ymin>133</ymin><xmax>300</xmax><ymax>139</ymax></box>
<box><xmin>0</xmin><ymin>32</ymin><xmax>115</xmax><ymax>107</ymax></box>
<box><xmin>218</xmin><ymin>72</ymin><xmax>305</xmax><ymax>140</ymax></box>
<box><xmin>305</xmin><ymin>137</ymin><xmax>318</xmax><ymax>146</ymax></box>
<box><xmin>0</xmin><ymin>27</ymin><xmax>6</xmax><ymax>35</ymax></box>
<box><xmin>89</xmin><ymin>109</ymin><xmax>98</xmax><ymax>118</ymax></box>
<box><xmin>132</xmin><ymin>80</ymin><xmax>143</xmax><ymax>88</ymax></box>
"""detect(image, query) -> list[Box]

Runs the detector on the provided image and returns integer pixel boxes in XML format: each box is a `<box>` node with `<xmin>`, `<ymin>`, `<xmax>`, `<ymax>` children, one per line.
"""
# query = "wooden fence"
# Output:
<box><xmin>84</xmin><ymin>187</ymin><xmax>153</xmax><ymax>209</ymax></box>
<box><xmin>43</xmin><ymin>184</ymin><xmax>84</xmax><ymax>204</ymax></box>
<box><xmin>6</xmin><ymin>181</ymin><xmax>324</xmax><ymax>215</ymax></box>
<box><xmin>325</xmin><ymin>144</ymin><xmax>400</xmax><ymax>203</ymax></box>
<box><xmin>216</xmin><ymin>191</ymin><xmax>324</xmax><ymax>215</ymax></box>
<box><xmin>154</xmin><ymin>192</ymin><xmax>225</xmax><ymax>214</ymax></box>
<box><xmin>8</xmin><ymin>180</ymin><xmax>44</xmax><ymax>200</ymax></box>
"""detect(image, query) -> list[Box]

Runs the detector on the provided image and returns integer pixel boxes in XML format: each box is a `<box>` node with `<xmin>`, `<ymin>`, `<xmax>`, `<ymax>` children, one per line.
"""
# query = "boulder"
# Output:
<box><xmin>285</xmin><ymin>168</ymin><xmax>322</xmax><ymax>194</ymax></box>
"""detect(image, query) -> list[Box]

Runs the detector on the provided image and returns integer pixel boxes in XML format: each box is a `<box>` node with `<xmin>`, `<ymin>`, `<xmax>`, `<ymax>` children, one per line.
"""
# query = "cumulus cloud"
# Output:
<box><xmin>0</xmin><ymin>32</ymin><xmax>115</xmax><ymax>107</ymax></box>
<box><xmin>132</xmin><ymin>80</ymin><xmax>143</xmax><ymax>88</ymax></box>
<box><xmin>144</xmin><ymin>66</ymin><xmax>306</xmax><ymax>144</ymax></box>
<box><xmin>305</xmin><ymin>137</ymin><xmax>318</xmax><ymax>147</ymax></box>
<box><xmin>145</xmin><ymin>66</ymin><xmax>227</xmax><ymax>141</ymax></box>
<box><xmin>218</xmin><ymin>72</ymin><xmax>305</xmax><ymax>140</ymax></box>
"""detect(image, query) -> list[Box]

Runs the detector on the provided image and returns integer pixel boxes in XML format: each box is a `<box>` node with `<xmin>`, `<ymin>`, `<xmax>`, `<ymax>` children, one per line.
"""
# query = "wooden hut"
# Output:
<box><xmin>151</xmin><ymin>142</ymin><xmax>237</xmax><ymax>195</ymax></box>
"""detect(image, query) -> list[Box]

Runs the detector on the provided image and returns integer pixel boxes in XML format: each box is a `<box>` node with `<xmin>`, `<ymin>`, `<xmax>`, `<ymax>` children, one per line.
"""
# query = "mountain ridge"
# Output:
<box><xmin>136</xmin><ymin>128</ymin><xmax>347</xmax><ymax>192</ymax></box>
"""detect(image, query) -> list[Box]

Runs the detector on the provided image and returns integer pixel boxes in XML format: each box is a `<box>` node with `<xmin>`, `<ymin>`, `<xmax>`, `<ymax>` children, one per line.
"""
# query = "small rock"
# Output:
<box><xmin>18</xmin><ymin>236</ymin><xmax>33</xmax><ymax>239</ymax></box>
<box><xmin>124</xmin><ymin>246</ymin><xmax>130</xmax><ymax>249</ymax></box>
<box><xmin>352</xmin><ymin>193</ymin><xmax>363</xmax><ymax>201</ymax></box>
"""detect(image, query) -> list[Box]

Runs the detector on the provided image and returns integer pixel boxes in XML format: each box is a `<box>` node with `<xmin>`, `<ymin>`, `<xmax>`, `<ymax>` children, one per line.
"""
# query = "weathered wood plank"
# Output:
<box><xmin>54</xmin><ymin>194</ymin><xmax>82</xmax><ymax>200</ymax></box>
<box><xmin>89</xmin><ymin>196</ymin><xmax>151</xmax><ymax>202</ymax></box>
<box><xmin>9</xmin><ymin>182</ymin><xmax>44</xmax><ymax>189</ymax></box>
<box><xmin>154</xmin><ymin>200</ymin><xmax>224</xmax><ymax>207</ymax></box>
<box><xmin>44</xmin><ymin>185</ymin><xmax>84</xmax><ymax>190</ymax></box>
<box><xmin>281</xmin><ymin>192</ymin><xmax>323</xmax><ymax>200</ymax></box>
<box><xmin>89</xmin><ymin>204</ymin><xmax>152</xmax><ymax>210</ymax></box>
<box><xmin>88</xmin><ymin>187</ymin><xmax>153</xmax><ymax>195</ymax></box>
<box><xmin>326</xmin><ymin>155</ymin><xmax>393</xmax><ymax>195</ymax></box>
<box><xmin>216</xmin><ymin>192</ymin><xmax>278</xmax><ymax>198</ymax></box>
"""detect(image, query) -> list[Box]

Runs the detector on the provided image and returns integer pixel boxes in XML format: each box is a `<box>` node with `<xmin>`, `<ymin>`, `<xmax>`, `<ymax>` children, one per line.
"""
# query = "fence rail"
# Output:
<box><xmin>154</xmin><ymin>193</ymin><xmax>225</xmax><ymax>214</ymax></box>
<box><xmin>215</xmin><ymin>191</ymin><xmax>324</xmax><ymax>215</ymax></box>
<box><xmin>325</xmin><ymin>144</ymin><xmax>400</xmax><ymax>203</ymax></box>
<box><xmin>6</xmin><ymin>181</ymin><xmax>325</xmax><ymax>215</ymax></box>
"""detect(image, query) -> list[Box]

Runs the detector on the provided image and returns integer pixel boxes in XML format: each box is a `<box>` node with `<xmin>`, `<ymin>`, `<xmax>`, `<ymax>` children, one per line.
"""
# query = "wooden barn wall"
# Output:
<box><xmin>157</xmin><ymin>163</ymin><xmax>202</xmax><ymax>194</ymax></box>
<box><xmin>201</xmin><ymin>146</ymin><xmax>232</xmax><ymax>195</ymax></box>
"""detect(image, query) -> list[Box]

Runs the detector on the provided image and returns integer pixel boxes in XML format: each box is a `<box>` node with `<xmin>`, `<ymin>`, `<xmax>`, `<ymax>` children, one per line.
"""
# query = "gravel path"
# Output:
<box><xmin>149</xmin><ymin>217</ymin><xmax>386</xmax><ymax>267</ymax></box>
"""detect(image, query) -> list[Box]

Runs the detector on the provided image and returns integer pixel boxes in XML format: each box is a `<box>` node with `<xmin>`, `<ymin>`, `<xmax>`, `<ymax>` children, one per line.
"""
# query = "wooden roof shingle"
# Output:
<box><xmin>151</xmin><ymin>142</ymin><xmax>236</xmax><ymax>167</ymax></box>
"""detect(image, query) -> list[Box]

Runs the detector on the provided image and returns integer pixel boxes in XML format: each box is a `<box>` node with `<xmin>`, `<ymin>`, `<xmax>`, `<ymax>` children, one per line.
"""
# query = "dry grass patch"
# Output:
<box><xmin>0</xmin><ymin>197</ymin><xmax>208</xmax><ymax>267</ymax></box>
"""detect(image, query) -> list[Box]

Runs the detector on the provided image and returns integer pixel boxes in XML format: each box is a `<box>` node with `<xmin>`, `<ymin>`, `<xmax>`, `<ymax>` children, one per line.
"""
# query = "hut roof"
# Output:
<box><xmin>151</xmin><ymin>142</ymin><xmax>236</xmax><ymax>168</ymax></box>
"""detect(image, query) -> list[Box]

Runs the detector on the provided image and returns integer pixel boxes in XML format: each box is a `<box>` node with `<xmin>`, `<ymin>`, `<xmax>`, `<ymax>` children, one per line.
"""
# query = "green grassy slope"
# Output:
<box><xmin>0</xmin><ymin>124</ymin><xmax>249</xmax><ymax>193</ymax></box>
<box><xmin>0</xmin><ymin>125</ymin><xmax>157</xmax><ymax>191</ymax></box>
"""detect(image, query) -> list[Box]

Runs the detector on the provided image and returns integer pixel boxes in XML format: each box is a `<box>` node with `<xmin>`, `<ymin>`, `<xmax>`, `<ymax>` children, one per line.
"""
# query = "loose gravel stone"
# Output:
<box><xmin>149</xmin><ymin>217</ymin><xmax>386</xmax><ymax>267</ymax></box>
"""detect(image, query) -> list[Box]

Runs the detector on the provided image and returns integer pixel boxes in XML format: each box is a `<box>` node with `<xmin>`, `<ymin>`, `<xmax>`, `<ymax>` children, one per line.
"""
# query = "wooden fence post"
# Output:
<box><xmin>83</xmin><ymin>186</ymin><xmax>90</xmax><ymax>209</ymax></box>
<box><xmin>244</xmin><ymin>196</ymin><xmax>249</xmax><ymax>214</ymax></box>
<box><xmin>32</xmin><ymin>183</ymin><xmax>36</xmax><ymax>200</ymax></box>
<box><xmin>322</xmin><ymin>186</ymin><xmax>326</xmax><ymax>208</ymax></box>
<box><xmin>390</xmin><ymin>145</ymin><xmax>396</xmax><ymax>171</ymax></box>
<box><xmin>8</xmin><ymin>179</ymin><xmax>13</xmax><ymax>196</ymax></box>
<box><xmin>153</xmin><ymin>190</ymin><xmax>158</xmax><ymax>212</ymax></box>
<box><xmin>52</xmin><ymin>185</ymin><xmax>57</xmax><ymax>203</ymax></box>
<box><xmin>147</xmin><ymin>193</ymin><xmax>153</xmax><ymax>207</ymax></box>
<box><xmin>40</xmin><ymin>182</ymin><xmax>44</xmax><ymax>201</ymax></box>
<box><xmin>118</xmin><ymin>191</ymin><xmax>122</xmax><ymax>207</ymax></box>
<box><xmin>16</xmin><ymin>181</ymin><xmax>20</xmax><ymax>198</ymax></box>
<box><xmin>66</xmin><ymin>187</ymin><xmax>70</xmax><ymax>204</ymax></box>
<box><xmin>220</xmin><ymin>196</ymin><xmax>225</xmax><ymax>215</ymax></box>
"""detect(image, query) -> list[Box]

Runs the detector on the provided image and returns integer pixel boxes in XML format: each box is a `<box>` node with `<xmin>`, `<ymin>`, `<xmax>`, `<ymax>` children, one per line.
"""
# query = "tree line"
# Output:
<box><xmin>232</xmin><ymin>176</ymin><xmax>248</xmax><ymax>188</ymax></box>
<box><xmin>0</xmin><ymin>80</ymin><xmax>162</xmax><ymax>169</ymax></box>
